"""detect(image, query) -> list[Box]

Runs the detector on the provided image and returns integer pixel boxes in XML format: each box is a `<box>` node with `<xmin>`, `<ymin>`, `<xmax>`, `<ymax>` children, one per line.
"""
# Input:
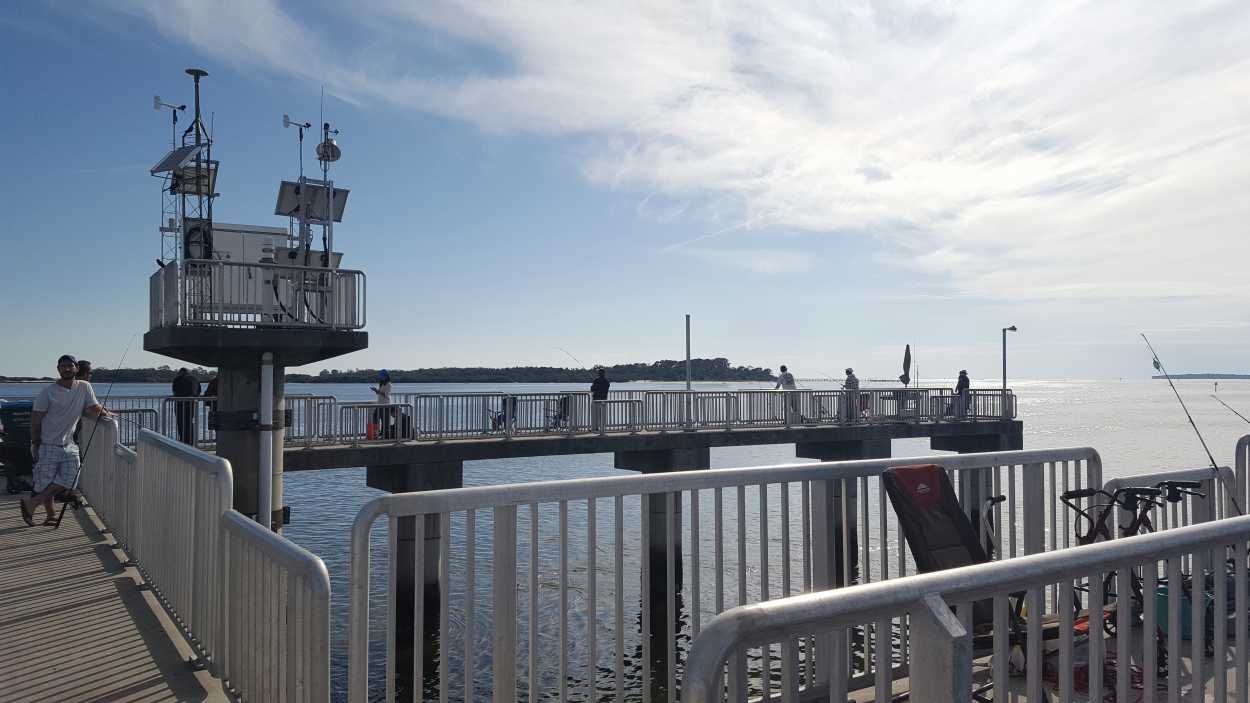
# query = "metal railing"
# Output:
<box><xmin>684</xmin><ymin>513</ymin><xmax>1250</xmax><ymax>703</ymax></box>
<box><xmin>218</xmin><ymin>510</ymin><xmax>331</xmax><ymax>701</ymax></box>
<box><xmin>129</xmin><ymin>428</ymin><xmax>235</xmax><ymax>663</ymax></box>
<box><xmin>346</xmin><ymin>446</ymin><xmax>1098</xmax><ymax>702</ymax></box>
<box><xmin>397</xmin><ymin>387</ymin><xmax>1015</xmax><ymax>443</ymax></box>
<box><xmin>14</xmin><ymin>387</ymin><xmax>1018</xmax><ymax>450</ymax></box>
<box><xmin>79</xmin><ymin>417</ymin><xmax>331</xmax><ymax>701</ymax></box>
<box><xmin>150</xmin><ymin>259</ymin><xmax>366</xmax><ymax>331</ymax></box>
<box><xmin>1104</xmin><ymin>466</ymin><xmax>1243</xmax><ymax>537</ymax></box>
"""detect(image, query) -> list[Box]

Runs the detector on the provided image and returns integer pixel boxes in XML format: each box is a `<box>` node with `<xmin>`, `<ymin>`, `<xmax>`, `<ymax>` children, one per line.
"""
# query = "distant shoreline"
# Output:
<box><xmin>1153</xmin><ymin>374</ymin><xmax>1250</xmax><ymax>380</ymax></box>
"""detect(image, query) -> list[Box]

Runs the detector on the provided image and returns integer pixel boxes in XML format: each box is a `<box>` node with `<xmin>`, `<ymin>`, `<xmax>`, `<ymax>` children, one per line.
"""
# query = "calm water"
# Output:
<box><xmin>6</xmin><ymin>378</ymin><xmax>1250</xmax><ymax>700</ymax></box>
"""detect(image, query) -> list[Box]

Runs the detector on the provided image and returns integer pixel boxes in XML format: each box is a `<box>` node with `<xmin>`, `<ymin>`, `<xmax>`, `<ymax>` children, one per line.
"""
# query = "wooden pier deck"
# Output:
<box><xmin>0</xmin><ymin>493</ymin><xmax>228</xmax><ymax>703</ymax></box>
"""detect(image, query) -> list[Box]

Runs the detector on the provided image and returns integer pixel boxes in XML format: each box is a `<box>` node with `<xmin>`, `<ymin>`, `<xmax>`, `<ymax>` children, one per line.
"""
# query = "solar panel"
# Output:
<box><xmin>274</xmin><ymin>180</ymin><xmax>349</xmax><ymax>222</ymax></box>
<box><xmin>150</xmin><ymin>145</ymin><xmax>203</xmax><ymax>175</ymax></box>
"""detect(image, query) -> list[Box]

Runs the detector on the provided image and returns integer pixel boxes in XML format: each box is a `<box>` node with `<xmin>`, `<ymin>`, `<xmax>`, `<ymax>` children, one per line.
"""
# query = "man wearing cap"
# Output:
<box><xmin>843</xmin><ymin>368</ymin><xmax>861</xmax><ymax>422</ymax></box>
<box><xmin>955</xmin><ymin>370</ymin><xmax>971</xmax><ymax>419</ymax></box>
<box><xmin>20</xmin><ymin>355</ymin><xmax>109</xmax><ymax>527</ymax></box>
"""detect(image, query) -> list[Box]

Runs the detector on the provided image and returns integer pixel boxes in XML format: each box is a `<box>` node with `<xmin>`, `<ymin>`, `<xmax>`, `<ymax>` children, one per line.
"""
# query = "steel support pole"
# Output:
<box><xmin>259</xmin><ymin>352</ymin><xmax>274</xmax><ymax>528</ymax></box>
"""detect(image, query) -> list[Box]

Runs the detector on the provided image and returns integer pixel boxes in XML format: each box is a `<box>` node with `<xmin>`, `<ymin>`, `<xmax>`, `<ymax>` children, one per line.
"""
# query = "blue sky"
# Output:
<box><xmin>2</xmin><ymin>1</ymin><xmax>1248</xmax><ymax>379</ymax></box>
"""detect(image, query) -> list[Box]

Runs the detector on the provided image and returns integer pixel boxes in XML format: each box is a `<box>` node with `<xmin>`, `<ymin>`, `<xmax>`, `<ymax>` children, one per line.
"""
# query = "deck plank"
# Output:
<box><xmin>0</xmin><ymin>493</ymin><xmax>228</xmax><ymax>703</ymax></box>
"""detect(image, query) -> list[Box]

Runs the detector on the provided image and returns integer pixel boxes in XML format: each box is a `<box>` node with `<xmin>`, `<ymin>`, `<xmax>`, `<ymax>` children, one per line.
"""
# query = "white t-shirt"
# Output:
<box><xmin>34</xmin><ymin>380</ymin><xmax>99</xmax><ymax>446</ymax></box>
<box><xmin>777</xmin><ymin>372</ymin><xmax>797</xmax><ymax>390</ymax></box>
<box><xmin>375</xmin><ymin>380</ymin><xmax>392</xmax><ymax>404</ymax></box>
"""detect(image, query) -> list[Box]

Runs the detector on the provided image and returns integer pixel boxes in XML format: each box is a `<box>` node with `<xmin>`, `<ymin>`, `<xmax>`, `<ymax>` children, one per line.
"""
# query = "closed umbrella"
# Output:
<box><xmin>899</xmin><ymin>344</ymin><xmax>912</xmax><ymax>387</ymax></box>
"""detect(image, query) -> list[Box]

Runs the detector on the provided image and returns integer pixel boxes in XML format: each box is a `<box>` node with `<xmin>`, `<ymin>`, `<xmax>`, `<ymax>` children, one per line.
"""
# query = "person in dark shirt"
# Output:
<box><xmin>590</xmin><ymin>369</ymin><xmax>611</xmax><ymax>431</ymax></box>
<box><xmin>590</xmin><ymin>369</ymin><xmax>611</xmax><ymax>400</ymax></box>
<box><xmin>954</xmin><ymin>370</ymin><xmax>971</xmax><ymax>418</ymax></box>
<box><xmin>171</xmin><ymin>368</ymin><xmax>201</xmax><ymax>444</ymax></box>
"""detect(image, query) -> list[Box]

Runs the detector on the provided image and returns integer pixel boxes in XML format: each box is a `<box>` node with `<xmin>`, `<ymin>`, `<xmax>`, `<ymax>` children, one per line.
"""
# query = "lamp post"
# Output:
<box><xmin>1001</xmin><ymin>326</ymin><xmax>1017</xmax><ymax>420</ymax></box>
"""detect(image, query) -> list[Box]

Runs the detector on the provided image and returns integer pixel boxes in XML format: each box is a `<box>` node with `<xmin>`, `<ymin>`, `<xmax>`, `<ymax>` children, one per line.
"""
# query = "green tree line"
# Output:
<box><xmin>6</xmin><ymin>358</ymin><xmax>774</xmax><ymax>384</ymax></box>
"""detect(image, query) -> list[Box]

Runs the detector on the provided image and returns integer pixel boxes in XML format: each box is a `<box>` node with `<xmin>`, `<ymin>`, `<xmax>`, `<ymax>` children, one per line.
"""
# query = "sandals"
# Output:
<box><xmin>18</xmin><ymin>499</ymin><xmax>34</xmax><ymax>527</ymax></box>
<box><xmin>42</xmin><ymin>517</ymin><xmax>60</xmax><ymax>527</ymax></box>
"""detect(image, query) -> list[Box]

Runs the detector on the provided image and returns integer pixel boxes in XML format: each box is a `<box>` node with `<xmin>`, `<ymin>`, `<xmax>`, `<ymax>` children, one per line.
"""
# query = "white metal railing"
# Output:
<box><xmin>218</xmin><ymin>510</ymin><xmax>331</xmax><ymax>701</ymax></box>
<box><xmin>684</xmin><ymin>513</ymin><xmax>1250</xmax><ymax>703</ymax></box>
<box><xmin>149</xmin><ymin>259</ymin><xmax>366</xmax><ymax>331</ymax></box>
<box><xmin>19</xmin><ymin>387</ymin><xmax>1019</xmax><ymax>450</ymax></box>
<box><xmin>346</xmin><ymin>447</ymin><xmax>1098</xmax><ymax>702</ymax></box>
<box><xmin>78</xmin><ymin>417</ymin><xmax>331</xmax><ymax>701</ymax></box>
<box><xmin>1236</xmin><ymin>434</ymin><xmax>1250</xmax><ymax>521</ymax></box>
<box><xmin>129</xmin><ymin>428</ymin><xmax>234</xmax><ymax>663</ymax></box>
<box><xmin>1103</xmin><ymin>466</ymin><xmax>1243</xmax><ymax>537</ymax></box>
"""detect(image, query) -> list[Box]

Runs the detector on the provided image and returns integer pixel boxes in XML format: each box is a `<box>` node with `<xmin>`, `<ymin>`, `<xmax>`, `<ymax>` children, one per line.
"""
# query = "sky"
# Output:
<box><xmin>1</xmin><ymin>1</ymin><xmax>1247</xmax><ymax>380</ymax></box>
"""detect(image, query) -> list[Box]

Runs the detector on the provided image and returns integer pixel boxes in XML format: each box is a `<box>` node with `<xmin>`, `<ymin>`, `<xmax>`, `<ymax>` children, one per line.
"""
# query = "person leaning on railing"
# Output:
<box><xmin>591</xmin><ymin>369</ymin><xmax>610</xmax><ymax>431</ymax></box>
<box><xmin>20</xmin><ymin>355</ymin><xmax>111</xmax><ymax>527</ymax></box>
<box><xmin>955</xmin><ymin>369</ymin><xmax>971</xmax><ymax>419</ymax></box>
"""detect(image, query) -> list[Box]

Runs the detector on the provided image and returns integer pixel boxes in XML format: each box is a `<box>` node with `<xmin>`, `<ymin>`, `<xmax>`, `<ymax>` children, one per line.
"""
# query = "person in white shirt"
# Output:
<box><xmin>21</xmin><ymin>355</ymin><xmax>109</xmax><ymax>527</ymax></box>
<box><xmin>774</xmin><ymin>364</ymin><xmax>800</xmax><ymax>421</ymax></box>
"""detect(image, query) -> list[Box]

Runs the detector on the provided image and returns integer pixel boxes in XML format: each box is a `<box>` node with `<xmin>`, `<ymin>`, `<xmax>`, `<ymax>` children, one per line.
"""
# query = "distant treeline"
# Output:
<box><xmin>1153</xmin><ymin>374</ymin><xmax>1250</xmax><ymax>380</ymax></box>
<box><xmin>5</xmin><ymin>358</ymin><xmax>775</xmax><ymax>384</ymax></box>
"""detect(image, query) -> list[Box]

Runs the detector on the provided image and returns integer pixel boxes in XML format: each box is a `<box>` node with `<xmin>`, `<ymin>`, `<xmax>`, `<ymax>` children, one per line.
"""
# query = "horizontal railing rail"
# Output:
<box><xmin>219</xmin><ymin>510</ymin><xmax>331</xmax><ymax>702</ymax></box>
<box><xmin>685</xmin><ymin>512</ymin><xmax>1250</xmax><ymax>703</ymax></box>
<box><xmin>346</xmin><ymin>446</ymin><xmax>1098</xmax><ymax>702</ymax></box>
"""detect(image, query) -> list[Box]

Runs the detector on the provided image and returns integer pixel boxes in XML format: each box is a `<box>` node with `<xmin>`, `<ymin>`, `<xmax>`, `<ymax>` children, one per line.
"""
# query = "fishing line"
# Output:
<box><xmin>53</xmin><ymin>334</ymin><xmax>136</xmax><ymax>528</ymax></box>
<box><xmin>554</xmin><ymin>347</ymin><xmax>587</xmax><ymax>370</ymax></box>
<box><xmin>1141</xmin><ymin>333</ymin><xmax>1242</xmax><ymax>515</ymax></box>
<box><xmin>1211</xmin><ymin>394</ymin><xmax>1250</xmax><ymax>425</ymax></box>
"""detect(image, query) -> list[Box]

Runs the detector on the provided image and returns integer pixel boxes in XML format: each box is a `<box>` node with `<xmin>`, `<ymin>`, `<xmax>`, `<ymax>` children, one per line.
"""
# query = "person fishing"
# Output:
<box><xmin>19</xmin><ymin>355</ymin><xmax>111</xmax><ymax>527</ymax></box>
<box><xmin>369</xmin><ymin>369</ymin><xmax>393</xmax><ymax>436</ymax></box>
<box><xmin>171</xmin><ymin>367</ymin><xmax>201</xmax><ymax>444</ymax></box>
<box><xmin>954</xmin><ymin>370</ymin><xmax>971</xmax><ymax>419</ymax></box>
<box><xmin>591</xmin><ymin>368</ymin><xmax>610</xmax><ymax>431</ymax></box>
<box><xmin>843</xmin><ymin>368</ymin><xmax>862</xmax><ymax>422</ymax></box>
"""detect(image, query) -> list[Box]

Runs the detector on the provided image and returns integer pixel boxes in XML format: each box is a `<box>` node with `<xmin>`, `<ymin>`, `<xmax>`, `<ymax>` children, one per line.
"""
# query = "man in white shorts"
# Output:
<box><xmin>20</xmin><ymin>355</ymin><xmax>109</xmax><ymax>527</ymax></box>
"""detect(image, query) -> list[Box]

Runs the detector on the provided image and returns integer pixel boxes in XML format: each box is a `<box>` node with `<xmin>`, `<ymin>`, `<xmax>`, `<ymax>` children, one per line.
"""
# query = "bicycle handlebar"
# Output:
<box><xmin>1061</xmin><ymin>488</ymin><xmax>1102</xmax><ymax>501</ymax></box>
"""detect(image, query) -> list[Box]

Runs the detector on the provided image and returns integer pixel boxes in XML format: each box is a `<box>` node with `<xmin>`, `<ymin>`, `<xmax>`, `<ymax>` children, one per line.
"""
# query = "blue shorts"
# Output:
<box><xmin>33</xmin><ymin>444</ymin><xmax>79</xmax><ymax>493</ymax></box>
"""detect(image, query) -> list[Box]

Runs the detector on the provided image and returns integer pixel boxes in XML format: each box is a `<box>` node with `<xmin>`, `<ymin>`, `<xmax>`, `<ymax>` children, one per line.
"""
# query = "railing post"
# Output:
<box><xmin>909</xmin><ymin>594</ymin><xmax>971</xmax><ymax>703</ymax></box>
<box><xmin>1022</xmin><ymin>463</ymin><xmax>1045</xmax><ymax>555</ymax></box>
<box><xmin>493</xmin><ymin>505</ymin><xmax>518</xmax><ymax>702</ymax></box>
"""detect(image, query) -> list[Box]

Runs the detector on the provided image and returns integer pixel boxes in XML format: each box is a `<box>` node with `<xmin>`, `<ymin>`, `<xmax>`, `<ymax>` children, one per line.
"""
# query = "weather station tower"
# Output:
<box><xmin>145</xmin><ymin>68</ymin><xmax>367</xmax><ymax>529</ymax></box>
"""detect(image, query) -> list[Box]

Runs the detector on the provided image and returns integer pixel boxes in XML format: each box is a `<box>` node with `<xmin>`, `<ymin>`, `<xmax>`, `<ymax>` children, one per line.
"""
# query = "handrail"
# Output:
<box><xmin>218</xmin><ymin>510</ymin><xmax>331</xmax><ymax>701</ymax></box>
<box><xmin>346</xmin><ymin>446</ymin><xmax>1100</xmax><ymax>702</ymax></box>
<box><xmin>684</xmin><ymin>513</ymin><xmax>1250</xmax><ymax>703</ymax></box>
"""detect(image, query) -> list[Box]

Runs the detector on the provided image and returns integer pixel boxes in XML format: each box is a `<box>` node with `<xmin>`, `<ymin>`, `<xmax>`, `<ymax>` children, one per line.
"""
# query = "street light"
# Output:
<box><xmin>1002</xmin><ymin>326</ymin><xmax>1017</xmax><ymax>419</ymax></box>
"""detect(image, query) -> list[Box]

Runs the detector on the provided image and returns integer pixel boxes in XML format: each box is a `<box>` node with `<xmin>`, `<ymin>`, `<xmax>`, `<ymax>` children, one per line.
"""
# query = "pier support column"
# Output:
<box><xmin>930</xmin><ymin>424</ymin><xmax>1023</xmax><ymax>540</ymax></box>
<box><xmin>797</xmin><ymin>440</ymin><xmax>889</xmax><ymax>588</ymax></box>
<box><xmin>614</xmin><ymin>448</ymin><xmax>710</xmax><ymax>595</ymax></box>
<box><xmin>615</xmin><ymin>448</ymin><xmax>707</xmax><ymax>696</ymax></box>
<box><xmin>367</xmin><ymin>461</ymin><xmax>464</xmax><ymax>702</ymax></box>
<box><xmin>215</xmin><ymin>364</ymin><xmax>285</xmax><ymax>526</ymax></box>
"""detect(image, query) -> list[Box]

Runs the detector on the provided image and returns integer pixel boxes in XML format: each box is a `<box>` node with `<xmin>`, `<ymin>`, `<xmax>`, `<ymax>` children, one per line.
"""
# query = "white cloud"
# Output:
<box><xmin>685</xmin><ymin>247</ymin><xmax>817</xmax><ymax>275</ymax></box>
<box><xmin>108</xmin><ymin>0</ymin><xmax>1250</xmax><ymax>309</ymax></box>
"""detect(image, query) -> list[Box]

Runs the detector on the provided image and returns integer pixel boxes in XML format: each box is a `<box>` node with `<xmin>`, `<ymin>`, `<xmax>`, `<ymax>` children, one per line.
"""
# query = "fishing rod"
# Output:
<box><xmin>1141</xmin><ymin>333</ymin><xmax>1243</xmax><ymax>515</ymax></box>
<box><xmin>53</xmin><ymin>334</ymin><xmax>136</xmax><ymax>529</ymax></box>
<box><xmin>1211</xmin><ymin>394</ymin><xmax>1250</xmax><ymax>425</ymax></box>
<box><xmin>555</xmin><ymin>346</ymin><xmax>588</xmax><ymax>370</ymax></box>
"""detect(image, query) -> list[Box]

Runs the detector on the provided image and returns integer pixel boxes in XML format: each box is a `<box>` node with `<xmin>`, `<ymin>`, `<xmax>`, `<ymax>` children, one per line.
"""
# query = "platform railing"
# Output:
<box><xmin>346</xmin><ymin>446</ymin><xmax>1099</xmax><ymax>703</ymax></box>
<box><xmin>150</xmin><ymin>259</ymin><xmax>366</xmax><ymax>331</ymax></box>
<box><xmin>79</xmin><ymin>417</ymin><xmax>331</xmax><ymax>701</ymax></box>
<box><xmin>218</xmin><ymin>510</ymin><xmax>331</xmax><ymax>701</ymax></box>
<box><xmin>1103</xmin><ymin>466</ymin><xmax>1242</xmax><ymax>539</ymax></box>
<box><xmin>684</xmin><ymin>513</ymin><xmax>1250</xmax><ymax>703</ymax></box>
